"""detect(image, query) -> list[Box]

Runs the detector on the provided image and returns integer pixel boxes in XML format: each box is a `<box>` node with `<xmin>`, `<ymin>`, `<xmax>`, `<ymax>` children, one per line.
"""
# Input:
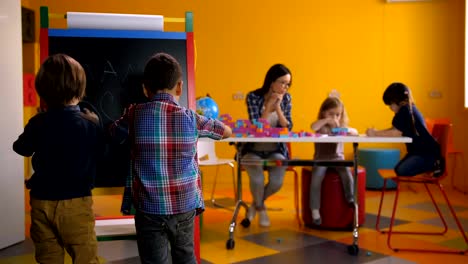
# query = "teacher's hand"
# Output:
<box><xmin>271</xmin><ymin>92</ymin><xmax>283</xmax><ymax>110</ymax></box>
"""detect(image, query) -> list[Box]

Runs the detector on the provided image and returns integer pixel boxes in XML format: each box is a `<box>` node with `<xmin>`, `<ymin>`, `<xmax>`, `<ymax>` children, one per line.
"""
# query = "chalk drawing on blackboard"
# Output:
<box><xmin>122</xmin><ymin>64</ymin><xmax>137</xmax><ymax>83</ymax></box>
<box><xmin>99</xmin><ymin>66</ymin><xmax>122</xmax><ymax>125</ymax></box>
<box><xmin>48</xmin><ymin>31</ymin><xmax>192</xmax><ymax>187</ymax></box>
<box><xmin>102</xmin><ymin>60</ymin><xmax>118</xmax><ymax>76</ymax></box>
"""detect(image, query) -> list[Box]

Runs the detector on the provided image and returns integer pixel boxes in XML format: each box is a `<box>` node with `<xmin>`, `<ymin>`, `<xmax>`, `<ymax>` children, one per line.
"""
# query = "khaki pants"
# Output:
<box><xmin>30</xmin><ymin>196</ymin><xmax>99</xmax><ymax>264</ymax></box>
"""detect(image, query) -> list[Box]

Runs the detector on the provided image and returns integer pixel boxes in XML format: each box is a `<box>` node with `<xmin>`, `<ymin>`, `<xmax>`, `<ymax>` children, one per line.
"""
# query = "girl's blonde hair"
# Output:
<box><xmin>318</xmin><ymin>96</ymin><xmax>349</xmax><ymax>127</ymax></box>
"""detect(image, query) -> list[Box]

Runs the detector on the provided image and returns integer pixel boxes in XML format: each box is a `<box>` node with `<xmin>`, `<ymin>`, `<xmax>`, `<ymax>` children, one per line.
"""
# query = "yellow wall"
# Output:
<box><xmin>22</xmin><ymin>0</ymin><xmax>467</xmax><ymax>185</ymax></box>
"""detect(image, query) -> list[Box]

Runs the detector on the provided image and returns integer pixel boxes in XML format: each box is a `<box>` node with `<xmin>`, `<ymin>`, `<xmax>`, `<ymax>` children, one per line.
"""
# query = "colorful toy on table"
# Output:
<box><xmin>219</xmin><ymin>114</ymin><xmax>316</xmax><ymax>138</ymax></box>
<box><xmin>331</xmin><ymin>127</ymin><xmax>348</xmax><ymax>136</ymax></box>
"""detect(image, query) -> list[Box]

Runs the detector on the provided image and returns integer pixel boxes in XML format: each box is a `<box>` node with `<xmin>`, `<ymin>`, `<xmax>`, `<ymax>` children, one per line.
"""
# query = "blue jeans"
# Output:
<box><xmin>135</xmin><ymin>210</ymin><xmax>197</xmax><ymax>264</ymax></box>
<box><xmin>395</xmin><ymin>154</ymin><xmax>436</xmax><ymax>176</ymax></box>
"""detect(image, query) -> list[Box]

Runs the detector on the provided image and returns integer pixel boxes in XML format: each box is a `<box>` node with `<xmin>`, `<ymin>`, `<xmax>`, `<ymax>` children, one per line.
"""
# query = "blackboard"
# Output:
<box><xmin>48</xmin><ymin>29</ymin><xmax>194</xmax><ymax>187</ymax></box>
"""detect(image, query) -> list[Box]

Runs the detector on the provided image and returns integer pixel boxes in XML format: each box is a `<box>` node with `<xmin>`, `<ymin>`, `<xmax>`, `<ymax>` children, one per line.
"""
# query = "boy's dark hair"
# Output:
<box><xmin>143</xmin><ymin>53</ymin><xmax>182</xmax><ymax>94</ymax></box>
<box><xmin>35</xmin><ymin>54</ymin><xmax>86</xmax><ymax>108</ymax></box>
<box><xmin>255</xmin><ymin>64</ymin><xmax>292</xmax><ymax>96</ymax></box>
<box><xmin>383</xmin><ymin>82</ymin><xmax>411</xmax><ymax>106</ymax></box>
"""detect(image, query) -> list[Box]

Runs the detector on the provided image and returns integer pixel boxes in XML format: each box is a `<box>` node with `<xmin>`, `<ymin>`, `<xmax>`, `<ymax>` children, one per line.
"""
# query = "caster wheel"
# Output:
<box><xmin>347</xmin><ymin>244</ymin><xmax>359</xmax><ymax>256</ymax></box>
<box><xmin>240</xmin><ymin>218</ymin><xmax>250</xmax><ymax>228</ymax></box>
<box><xmin>226</xmin><ymin>239</ymin><xmax>235</xmax><ymax>250</ymax></box>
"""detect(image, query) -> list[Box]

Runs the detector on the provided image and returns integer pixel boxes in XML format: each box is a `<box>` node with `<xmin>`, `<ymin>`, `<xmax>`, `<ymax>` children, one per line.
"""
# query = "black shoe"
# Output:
<box><xmin>433</xmin><ymin>158</ymin><xmax>445</xmax><ymax>178</ymax></box>
<box><xmin>313</xmin><ymin>217</ymin><xmax>322</xmax><ymax>225</ymax></box>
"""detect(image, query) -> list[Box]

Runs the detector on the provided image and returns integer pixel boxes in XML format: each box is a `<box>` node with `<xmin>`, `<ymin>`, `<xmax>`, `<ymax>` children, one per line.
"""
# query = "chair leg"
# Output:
<box><xmin>211</xmin><ymin>163</ymin><xmax>237</xmax><ymax>208</ymax></box>
<box><xmin>210</xmin><ymin>165</ymin><xmax>220</xmax><ymax>206</ymax></box>
<box><xmin>386</xmin><ymin>180</ymin><xmax>401</xmax><ymax>251</ymax></box>
<box><xmin>293</xmin><ymin>169</ymin><xmax>301</xmax><ymax>226</ymax></box>
<box><xmin>387</xmin><ymin>183</ymin><xmax>448</xmax><ymax>236</ymax></box>
<box><xmin>422</xmin><ymin>183</ymin><xmax>448</xmax><ymax>235</ymax></box>
<box><xmin>229</xmin><ymin>162</ymin><xmax>237</xmax><ymax>200</ymax></box>
<box><xmin>376</xmin><ymin>178</ymin><xmax>388</xmax><ymax>232</ymax></box>
<box><xmin>384</xmin><ymin>181</ymin><xmax>468</xmax><ymax>254</ymax></box>
<box><xmin>437</xmin><ymin>182</ymin><xmax>468</xmax><ymax>254</ymax></box>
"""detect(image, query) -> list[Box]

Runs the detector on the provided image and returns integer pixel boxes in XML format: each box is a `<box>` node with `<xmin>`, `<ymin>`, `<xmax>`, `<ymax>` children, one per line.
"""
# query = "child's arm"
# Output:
<box><xmin>347</xmin><ymin>127</ymin><xmax>359</xmax><ymax>136</ymax></box>
<box><xmin>12</xmin><ymin>118</ymin><xmax>37</xmax><ymax>157</ymax></box>
<box><xmin>311</xmin><ymin>118</ymin><xmax>337</xmax><ymax>132</ymax></box>
<box><xmin>80</xmin><ymin>108</ymin><xmax>100</xmax><ymax>125</ymax></box>
<box><xmin>222</xmin><ymin>124</ymin><xmax>232</xmax><ymax>139</ymax></box>
<box><xmin>108</xmin><ymin>105</ymin><xmax>133</xmax><ymax>144</ymax></box>
<box><xmin>196</xmin><ymin>112</ymin><xmax>231</xmax><ymax>140</ymax></box>
<box><xmin>366</xmin><ymin>127</ymin><xmax>402</xmax><ymax>137</ymax></box>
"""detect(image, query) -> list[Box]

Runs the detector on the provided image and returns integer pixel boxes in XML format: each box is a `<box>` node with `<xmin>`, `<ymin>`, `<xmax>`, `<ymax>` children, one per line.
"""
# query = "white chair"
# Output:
<box><xmin>197</xmin><ymin>140</ymin><xmax>236</xmax><ymax>208</ymax></box>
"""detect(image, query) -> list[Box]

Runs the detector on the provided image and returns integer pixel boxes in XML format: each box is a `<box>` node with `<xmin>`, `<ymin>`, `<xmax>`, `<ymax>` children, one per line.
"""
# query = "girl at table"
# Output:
<box><xmin>309</xmin><ymin>95</ymin><xmax>358</xmax><ymax>225</ymax></box>
<box><xmin>242</xmin><ymin>63</ymin><xmax>292</xmax><ymax>227</ymax></box>
<box><xmin>366</xmin><ymin>82</ymin><xmax>442</xmax><ymax>176</ymax></box>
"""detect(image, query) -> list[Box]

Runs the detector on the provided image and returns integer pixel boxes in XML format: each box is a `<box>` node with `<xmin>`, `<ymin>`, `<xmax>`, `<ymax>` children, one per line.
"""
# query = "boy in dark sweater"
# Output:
<box><xmin>13</xmin><ymin>54</ymin><xmax>101</xmax><ymax>263</ymax></box>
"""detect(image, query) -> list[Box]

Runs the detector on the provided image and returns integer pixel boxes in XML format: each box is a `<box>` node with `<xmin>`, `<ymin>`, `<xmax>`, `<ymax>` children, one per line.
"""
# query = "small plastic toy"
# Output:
<box><xmin>331</xmin><ymin>127</ymin><xmax>348</xmax><ymax>136</ymax></box>
<box><xmin>219</xmin><ymin>114</ymin><xmax>320</xmax><ymax>138</ymax></box>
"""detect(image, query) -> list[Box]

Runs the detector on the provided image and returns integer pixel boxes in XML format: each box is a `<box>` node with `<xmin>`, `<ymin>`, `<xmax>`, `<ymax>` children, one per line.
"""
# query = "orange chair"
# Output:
<box><xmin>425</xmin><ymin>118</ymin><xmax>466</xmax><ymax>193</ymax></box>
<box><xmin>241</xmin><ymin>142</ymin><xmax>300</xmax><ymax>226</ymax></box>
<box><xmin>376</xmin><ymin>123</ymin><xmax>468</xmax><ymax>254</ymax></box>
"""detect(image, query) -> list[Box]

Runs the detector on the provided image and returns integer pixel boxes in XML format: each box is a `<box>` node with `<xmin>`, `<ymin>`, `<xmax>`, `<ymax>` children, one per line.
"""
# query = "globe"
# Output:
<box><xmin>196</xmin><ymin>96</ymin><xmax>219</xmax><ymax>119</ymax></box>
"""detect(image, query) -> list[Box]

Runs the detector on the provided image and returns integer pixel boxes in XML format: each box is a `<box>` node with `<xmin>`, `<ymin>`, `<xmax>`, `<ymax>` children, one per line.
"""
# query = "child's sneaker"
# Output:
<box><xmin>246</xmin><ymin>206</ymin><xmax>256</xmax><ymax>221</ymax></box>
<box><xmin>312</xmin><ymin>209</ymin><xmax>321</xmax><ymax>226</ymax></box>
<box><xmin>258</xmin><ymin>209</ymin><xmax>270</xmax><ymax>227</ymax></box>
<box><xmin>312</xmin><ymin>217</ymin><xmax>322</xmax><ymax>226</ymax></box>
<box><xmin>433</xmin><ymin>158</ymin><xmax>445</xmax><ymax>177</ymax></box>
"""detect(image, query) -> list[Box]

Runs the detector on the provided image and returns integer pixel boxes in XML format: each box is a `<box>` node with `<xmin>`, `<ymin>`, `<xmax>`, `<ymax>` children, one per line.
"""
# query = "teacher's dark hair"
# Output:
<box><xmin>254</xmin><ymin>64</ymin><xmax>292</xmax><ymax>96</ymax></box>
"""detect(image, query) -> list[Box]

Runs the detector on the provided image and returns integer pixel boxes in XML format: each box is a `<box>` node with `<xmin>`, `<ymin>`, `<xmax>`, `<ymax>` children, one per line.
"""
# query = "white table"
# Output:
<box><xmin>202</xmin><ymin>135</ymin><xmax>412</xmax><ymax>255</ymax></box>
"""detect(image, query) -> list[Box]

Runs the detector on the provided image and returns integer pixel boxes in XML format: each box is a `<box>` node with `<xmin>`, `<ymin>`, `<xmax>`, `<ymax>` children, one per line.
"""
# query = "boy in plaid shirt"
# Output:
<box><xmin>110</xmin><ymin>52</ymin><xmax>231</xmax><ymax>263</ymax></box>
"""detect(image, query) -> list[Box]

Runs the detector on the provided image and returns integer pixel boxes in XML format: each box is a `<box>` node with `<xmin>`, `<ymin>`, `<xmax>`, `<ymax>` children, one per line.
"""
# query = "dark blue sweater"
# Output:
<box><xmin>13</xmin><ymin>105</ymin><xmax>103</xmax><ymax>200</ymax></box>
<box><xmin>392</xmin><ymin>104</ymin><xmax>440</xmax><ymax>157</ymax></box>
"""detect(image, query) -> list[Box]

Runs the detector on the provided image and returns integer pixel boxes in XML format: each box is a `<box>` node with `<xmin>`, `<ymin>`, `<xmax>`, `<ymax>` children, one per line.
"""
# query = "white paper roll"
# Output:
<box><xmin>67</xmin><ymin>12</ymin><xmax>164</xmax><ymax>31</ymax></box>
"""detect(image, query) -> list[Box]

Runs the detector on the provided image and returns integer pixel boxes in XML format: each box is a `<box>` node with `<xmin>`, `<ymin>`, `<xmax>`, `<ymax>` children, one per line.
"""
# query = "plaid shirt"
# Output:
<box><xmin>243</xmin><ymin>91</ymin><xmax>293</xmax><ymax>158</ymax></box>
<box><xmin>110</xmin><ymin>93</ymin><xmax>225</xmax><ymax>215</ymax></box>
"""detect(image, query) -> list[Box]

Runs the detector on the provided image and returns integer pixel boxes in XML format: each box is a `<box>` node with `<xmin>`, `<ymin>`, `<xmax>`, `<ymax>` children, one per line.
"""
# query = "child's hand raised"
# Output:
<box><xmin>327</xmin><ymin>117</ymin><xmax>340</xmax><ymax>128</ymax></box>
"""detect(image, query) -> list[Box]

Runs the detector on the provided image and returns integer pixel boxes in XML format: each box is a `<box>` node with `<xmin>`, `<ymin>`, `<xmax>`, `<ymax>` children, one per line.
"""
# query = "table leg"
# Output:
<box><xmin>347</xmin><ymin>142</ymin><xmax>360</xmax><ymax>255</ymax></box>
<box><xmin>226</xmin><ymin>143</ymin><xmax>249</xmax><ymax>250</ymax></box>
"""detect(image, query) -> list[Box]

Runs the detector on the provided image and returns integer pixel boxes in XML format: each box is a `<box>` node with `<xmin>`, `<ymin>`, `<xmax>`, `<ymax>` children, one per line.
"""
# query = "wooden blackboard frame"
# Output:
<box><xmin>38</xmin><ymin>10</ymin><xmax>201</xmax><ymax>262</ymax></box>
<box><xmin>39</xmin><ymin>27</ymin><xmax>196</xmax><ymax>188</ymax></box>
